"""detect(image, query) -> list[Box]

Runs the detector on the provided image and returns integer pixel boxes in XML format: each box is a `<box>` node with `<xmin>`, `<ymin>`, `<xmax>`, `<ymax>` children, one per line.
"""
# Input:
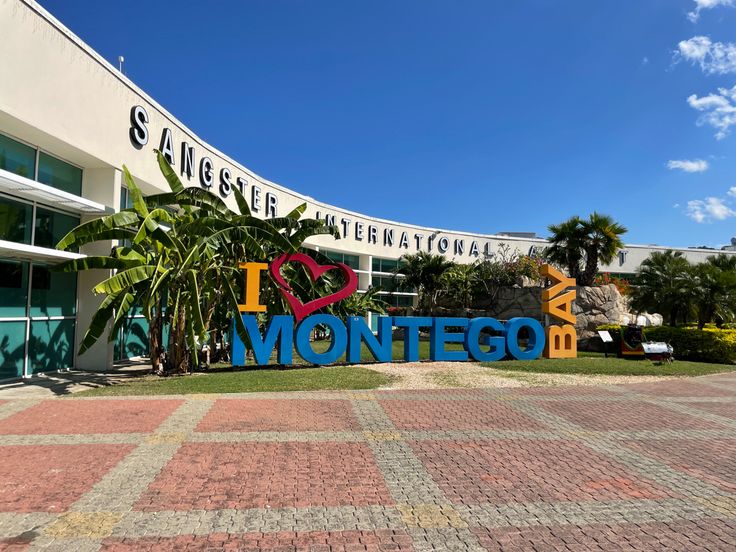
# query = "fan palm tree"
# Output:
<box><xmin>690</xmin><ymin>258</ymin><xmax>736</xmax><ymax>329</ymax></box>
<box><xmin>544</xmin><ymin>216</ymin><xmax>585</xmax><ymax>283</ymax></box>
<box><xmin>394</xmin><ymin>252</ymin><xmax>455</xmax><ymax>314</ymax></box>
<box><xmin>579</xmin><ymin>212</ymin><xmax>627</xmax><ymax>286</ymax></box>
<box><xmin>545</xmin><ymin>213</ymin><xmax>627</xmax><ymax>285</ymax></box>
<box><xmin>629</xmin><ymin>250</ymin><xmax>692</xmax><ymax>326</ymax></box>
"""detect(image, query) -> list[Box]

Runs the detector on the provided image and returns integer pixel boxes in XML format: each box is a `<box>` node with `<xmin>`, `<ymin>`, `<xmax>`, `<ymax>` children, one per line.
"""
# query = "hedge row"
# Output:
<box><xmin>597</xmin><ymin>325</ymin><xmax>736</xmax><ymax>364</ymax></box>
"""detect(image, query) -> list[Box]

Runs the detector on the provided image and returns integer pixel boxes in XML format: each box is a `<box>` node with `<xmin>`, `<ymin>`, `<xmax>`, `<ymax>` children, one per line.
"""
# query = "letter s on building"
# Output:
<box><xmin>129</xmin><ymin>105</ymin><xmax>149</xmax><ymax>147</ymax></box>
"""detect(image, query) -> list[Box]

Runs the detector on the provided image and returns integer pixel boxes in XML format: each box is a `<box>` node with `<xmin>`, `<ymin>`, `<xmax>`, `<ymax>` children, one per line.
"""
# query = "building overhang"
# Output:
<box><xmin>0</xmin><ymin>239</ymin><xmax>85</xmax><ymax>264</ymax></box>
<box><xmin>0</xmin><ymin>168</ymin><xmax>106</xmax><ymax>214</ymax></box>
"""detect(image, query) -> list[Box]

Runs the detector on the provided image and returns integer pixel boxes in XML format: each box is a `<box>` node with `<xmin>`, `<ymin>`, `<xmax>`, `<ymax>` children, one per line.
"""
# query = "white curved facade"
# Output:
<box><xmin>1</xmin><ymin>0</ymin><xmax>734</xmax><ymax>376</ymax></box>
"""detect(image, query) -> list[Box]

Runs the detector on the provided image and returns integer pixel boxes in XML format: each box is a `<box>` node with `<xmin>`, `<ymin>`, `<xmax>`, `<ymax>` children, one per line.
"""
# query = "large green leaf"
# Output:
<box><xmin>186</xmin><ymin>270</ymin><xmax>205</xmax><ymax>335</ymax></box>
<box><xmin>155</xmin><ymin>150</ymin><xmax>185</xmax><ymax>194</ymax></box>
<box><xmin>232</xmin><ymin>185</ymin><xmax>251</xmax><ymax>216</ymax></box>
<box><xmin>109</xmin><ymin>292</ymin><xmax>137</xmax><ymax>341</ymax></box>
<box><xmin>56</xmin><ymin>211</ymin><xmax>139</xmax><ymax>250</ymax></box>
<box><xmin>122</xmin><ymin>165</ymin><xmax>149</xmax><ymax>218</ymax></box>
<box><xmin>285</xmin><ymin>203</ymin><xmax>307</xmax><ymax>220</ymax></box>
<box><xmin>54</xmin><ymin>256</ymin><xmax>142</xmax><ymax>273</ymax></box>
<box><xmin>134</xmin><ymin>208</ymin><xmax>175</xmax><ymax>245</ymax></box>
<box><xmin>77</xmin><ymin>291</ymin><xmax>125</xmax><ymax>355</ymax></box>
<box><xmin>93</xmin><ymin>265</ymin><xmax>156</xmax><ymax>295</ymax></box>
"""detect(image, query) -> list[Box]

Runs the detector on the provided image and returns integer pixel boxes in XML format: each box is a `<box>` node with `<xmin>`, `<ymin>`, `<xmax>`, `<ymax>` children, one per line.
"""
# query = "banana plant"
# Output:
<box><xmin>56</xmin><ymin>151</ymin><xmax>339</xmax><ymax>373</ymax></box>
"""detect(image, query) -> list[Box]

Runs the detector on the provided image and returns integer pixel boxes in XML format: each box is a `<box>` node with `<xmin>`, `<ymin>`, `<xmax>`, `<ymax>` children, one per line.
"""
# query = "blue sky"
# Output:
<box><xmin>41</xmin><ymin>0</ymin><xmax>736</xmax><ymax>247</ymax></box>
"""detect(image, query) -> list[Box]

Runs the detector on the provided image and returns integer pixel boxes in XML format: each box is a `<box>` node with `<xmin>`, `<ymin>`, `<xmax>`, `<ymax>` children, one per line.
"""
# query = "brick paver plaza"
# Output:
<box><xmin>1</xmin><ymin>374</ymin><xmax>735</xmax><ymax>550</ymax></box>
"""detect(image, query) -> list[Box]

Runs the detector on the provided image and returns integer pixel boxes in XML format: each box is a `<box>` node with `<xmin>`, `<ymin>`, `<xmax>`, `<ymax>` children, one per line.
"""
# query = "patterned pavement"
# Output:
<box><xmin>0</xmin><ymin>373</ymin><xmax>735</xmax><ymax>551</ymax></box>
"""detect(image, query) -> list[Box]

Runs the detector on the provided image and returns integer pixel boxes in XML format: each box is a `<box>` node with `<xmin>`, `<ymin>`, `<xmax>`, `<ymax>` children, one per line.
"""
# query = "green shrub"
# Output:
<box><xmin>595</xmin><ymin>324</ymin><xmax>736</xmax><ymax>364</ymax></box>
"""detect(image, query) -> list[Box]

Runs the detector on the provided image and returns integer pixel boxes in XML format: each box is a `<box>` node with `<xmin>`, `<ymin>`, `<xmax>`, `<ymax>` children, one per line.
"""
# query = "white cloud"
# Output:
<box><xmin>677</xmin><ymin>36</ymin><xmax>736</xmax><ymax>74</ymax></box>
<box><xmin>687</xmin><ymin>84</ymin><xmax>736</xmax><ymax>139</ymax></box>
<box><xmin>667</xmin><ymin>159</ymin><xmax>710</xmax><ymax>172</ymax></box>
<box><xmin>642</xmin><ymin>56</ymin><xmax>650</xmax><ymax>66</ymax></box>
<box><xmin>688</xmin><ymin>0</ymin><xmax>734</xmax><ymax>22</ymax></box>
<box><xmin>729</xmin><ymin>186</ymin><xmax>736</xmax><ymax>196</ymax></box>
<box><xmin>686</xmin><ymin>196</ymin><xmax>736</xmax><ymax>222</ymax></box>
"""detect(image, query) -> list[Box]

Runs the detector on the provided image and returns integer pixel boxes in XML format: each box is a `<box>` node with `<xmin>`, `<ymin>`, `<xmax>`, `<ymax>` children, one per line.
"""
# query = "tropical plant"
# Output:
<box><xmin>441</xmin><ymin>263</ymin><xmax>479</xmax><ymax>310</ymax></box>
<box><xmin>545</xmin><ymin>216</ymin><xmax>585</xmax><ymax>283</ymax></box>
<box><xmin>579</xmin><ymin>212</ymin><xmax>627</xmax><ymax>286</ymax></box>
<box><xmin>56</xmin><ymin>151</ymin><xmax>339</xmax><ymax>373</ymax></box>
<box><xmin>545</xmin><ymin>212</ymin><xmax>627</xmax><ymax>285</ymax></box>
<box><xmin>629</xmin><ymin>250</ymin><xmax>693</xmax><ymax>326</ymax></box>
<box><xmin>393</xmin><ymin>252</ymin><xmax>455</xmax><ymax>314</ymax></box>
<box><xmin>689</xmin><ymin>257</ymin><xmax>736</xmax><ymax>329</ymax></box>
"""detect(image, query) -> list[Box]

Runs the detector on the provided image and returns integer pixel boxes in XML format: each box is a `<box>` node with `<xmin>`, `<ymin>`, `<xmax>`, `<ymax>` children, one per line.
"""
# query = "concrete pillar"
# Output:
<box><xmin>359</xmin><ymin>254</ymin><xmax>373</xmax><ymax>330</ymax></box>
<box><xmin>74</xmin><ymin>167</ymin><xmax>120</xmax><ymax>371</ymax></box>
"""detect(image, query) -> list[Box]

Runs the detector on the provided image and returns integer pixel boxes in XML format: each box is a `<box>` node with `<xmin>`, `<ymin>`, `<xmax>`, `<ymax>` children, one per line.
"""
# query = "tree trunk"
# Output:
<box><xmin>579</xmin><ymin>249</ymin><xmax>598</xmax><ymax>286</ymax></box>
<box><xmin>170</xmin><ymin>305</ymin><xmax>189</xmax><ymax>374</ymax></box>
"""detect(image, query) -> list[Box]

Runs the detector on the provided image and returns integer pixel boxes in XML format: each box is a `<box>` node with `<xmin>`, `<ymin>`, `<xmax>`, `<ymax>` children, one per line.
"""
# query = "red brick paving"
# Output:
<box><xmin>539</xmin><ymin>399</ymin><xmax>722</xmax><ymax>430</ymax></box>
<box><xmin>134</xmin><ymin>442</ymin><xmax>393</xmax><ymax>511</ymax></box>
<box><xmin>410</xmin><ymin>439</ymin><xmax>675</xmax><ymax>504</ymax></box>
<box><xmin>687</xmin><ymin>401</ymin><xmax>736</xmax><ymax>420</ymax></box>
<box><xmin>504</xmin><ymin>385</ymin><xmax>620</xmax><ymax>397</ymax></box>
<box><xmin>0</xmin><ymin>399</ymin><xmax>184</xmax><ymax>434</ymax></box>
<box><xmin>196</xmin><ymin>399</ymin><xmax>360</xmax><ymax>432</ymax></box>
<box><xmin>101</xmin><ymin>530</ymin><xmax>415</xmax><ymax>551</ymax></box>
<box><xmin>471</xmin><ymin>518</ymin><xmax>736</xmax><ymax>551</ymax></box>
<box><xmin>624</xmin><ymin>380</ymin><xmax>735</xmax><ymax>397</ymax></box>
<box><xmin>380</xmin><ymin>399</ymin><xmax>546</xmax><ymax>430</ymax></box>
<box><xmin>0</xmin><ymin>444</ymin><xmax>135</xmax><ymax>512</ymax></box>
<box><xmin>624</xmin><ymin>438</ymin><xmax>736</xmax><ymax>493</ymax></box>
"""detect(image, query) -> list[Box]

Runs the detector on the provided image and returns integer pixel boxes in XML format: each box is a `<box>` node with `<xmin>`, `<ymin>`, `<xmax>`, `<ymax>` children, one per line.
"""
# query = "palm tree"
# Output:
<box><xmin>393</xmin><ymin>252</ymin><xmax>455</xmax><ymax>315</ymax></box>
<box><xmin>690</xmin><ymin>258</ymin><xmax>736</xmax><ymax>329</ymax></box>
<box><xmin>545</xmin><ymin>212</ymin><xmax>627</xmax><ymax>285</ymax></box>
<box><xmin>545</xmin><ymin>216</ymin><xmax>585</xmax><ymax>283</ymax></box>
<box><xmin>629</xmin><ymin>250</ymin><xmax>692</xmax><ymax>326</ymax></box>
<box><xmin>579</xmin><ymin>212</ymin><xmax>627</xmax><ymax>286</ymax></box>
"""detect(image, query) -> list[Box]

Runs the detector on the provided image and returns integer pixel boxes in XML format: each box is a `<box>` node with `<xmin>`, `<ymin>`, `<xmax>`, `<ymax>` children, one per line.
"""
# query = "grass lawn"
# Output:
<box><xmin>77</xmin><ymin>366</ymin><xmax>394</xmax><ymax>397</ymax></box>
<box><xmin>481</xmin><ymin>354</ymin><xmax>735</xmax><ymax>377</ymax></box>
<box><xmin>79</xmin><ymin>342</ymin><xmax>735</xmax><ymax>396</ymax></box>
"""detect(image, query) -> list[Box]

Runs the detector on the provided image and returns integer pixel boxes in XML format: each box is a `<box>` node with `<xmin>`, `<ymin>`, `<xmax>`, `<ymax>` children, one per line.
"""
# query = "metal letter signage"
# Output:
<box><xmin>541</xmin><ymin>264</ymin><xmax>577</xmax><ymax>358</ymax></box>
<box><xmin>230</xmin><ymin>254</ymin><xmax>551</xmax><ymax>367</ymax></box>
<box><xmin>269</xmin><ymin>253</ymin><xmax>358</xmax><ymax>322</ymax></box>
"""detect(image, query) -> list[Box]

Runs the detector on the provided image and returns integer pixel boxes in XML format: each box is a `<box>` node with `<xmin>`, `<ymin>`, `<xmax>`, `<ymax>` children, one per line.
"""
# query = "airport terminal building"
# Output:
<box><xmin>1</xmin><ymin>0</ymin><xmax>734</xmax><ymax>380</ymax></box>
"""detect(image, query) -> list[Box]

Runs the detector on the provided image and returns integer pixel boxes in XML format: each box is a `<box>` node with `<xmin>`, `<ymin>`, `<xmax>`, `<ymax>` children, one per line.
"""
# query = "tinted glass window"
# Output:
<box><xmin>38</xmin><ymin>152</ymin><xmax>82</xmax><ymax>196</ymax></box>
<box><xmin>0</xmin><ymin>196</ymin><xmax>31</xmax><ymax>244</ymax></box>
<box><xmin>30</xmin><ymin>265</ymin><xmax>77</xmax><ymax>317</ymax></box>
<box><xmin>0</xmin><ymin>133</ymin><xmax>35</xmax><ymax>179</ymax></box>
<box><xmin>0</xmin><ymin>261</ymin><xmax>29</xmax><ymax>318</ymax></box>
<box><xmin>34</xmin><ymin>208</ymin><xmax>80</xmax><ymax>250</ymax></box>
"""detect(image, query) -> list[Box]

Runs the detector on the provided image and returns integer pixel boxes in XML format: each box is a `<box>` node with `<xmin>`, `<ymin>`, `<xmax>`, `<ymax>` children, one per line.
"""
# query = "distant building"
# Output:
<box><xmin>722</xmin><ymin>238</ymin><xmax>736</xmax><ymax>252</ymax></box>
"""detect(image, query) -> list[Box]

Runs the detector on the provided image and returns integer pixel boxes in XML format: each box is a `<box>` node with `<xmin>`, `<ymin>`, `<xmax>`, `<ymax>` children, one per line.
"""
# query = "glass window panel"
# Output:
<box><xmin>0</xmin><ymin>321</ymin><xmax>26</xmax><ymax>379</ymax></box>
<box><xmin>343</xmin><ymin>254</ymin><xmax>359</xmax><ymax>269</ymax></box>
<box><xmin>37</xmin><ymin>152</ymin><xmax>82</xmax><ymax>196</ymax></box>
<box><xmin>323</xmin><ymin>250</ymin><xmax>360</xmax><ymax>270</ymax></box>
<box><xmin>0</xmin><ymin>196</ymin><xmax>32</xmax><ymax>244</ymax></box>
<box><xmin>34</xmin><ymin>208</ymin><xmax>80</xmax><ymax>250</ymax></box>
<box><xmin>0</xmin><ymin>133</ymin><xmax>35</xmax><ymax>179</ymax></box>
<box><xmin>115</xmin><ymin>317</ymin><xmax>149</xmax><ymax>360</ymax></box>
<box><xmin>29</xmin><ymin>319</ymin><xmax>74</xmax><ymax>373</ymax></box>
<box><xmin>30</xmin><ymin>265</ymin><xmax>77</xmax><ymax>317</ymax></box>
<box><xmin>0</xmin><ymin>261</ymin><xmax>29</xmax><ymax>318</ymax></box>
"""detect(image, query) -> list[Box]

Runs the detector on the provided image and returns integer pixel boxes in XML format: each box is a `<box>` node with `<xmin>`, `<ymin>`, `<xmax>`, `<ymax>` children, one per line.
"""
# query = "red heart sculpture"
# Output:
<box><xmin>269</xmin><ymin>252</ymin><xmax>358</xmax><ymax>322</ymax></box>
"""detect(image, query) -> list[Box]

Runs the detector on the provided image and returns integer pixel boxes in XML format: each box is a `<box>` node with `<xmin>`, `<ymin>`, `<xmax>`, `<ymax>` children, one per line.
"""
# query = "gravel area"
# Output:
<box><xmin>361</xmin><ymin>361</ymin><xmax>678</xmax><ymax>390</ymax></box>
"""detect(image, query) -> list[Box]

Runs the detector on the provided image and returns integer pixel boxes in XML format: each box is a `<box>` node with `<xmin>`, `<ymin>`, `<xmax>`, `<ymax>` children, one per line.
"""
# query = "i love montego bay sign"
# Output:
<box><xmin>231</xmin><ymin>254</ymin><xmax>578</xmax><ymax>366</ymax></box>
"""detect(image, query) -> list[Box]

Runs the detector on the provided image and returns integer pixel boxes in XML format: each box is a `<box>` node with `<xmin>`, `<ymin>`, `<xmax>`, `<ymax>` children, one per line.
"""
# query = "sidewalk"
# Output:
<box><xmin>0</xmin><ymin>373</ymin><xmax>734</xmax><ymax>550</ymax></box>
